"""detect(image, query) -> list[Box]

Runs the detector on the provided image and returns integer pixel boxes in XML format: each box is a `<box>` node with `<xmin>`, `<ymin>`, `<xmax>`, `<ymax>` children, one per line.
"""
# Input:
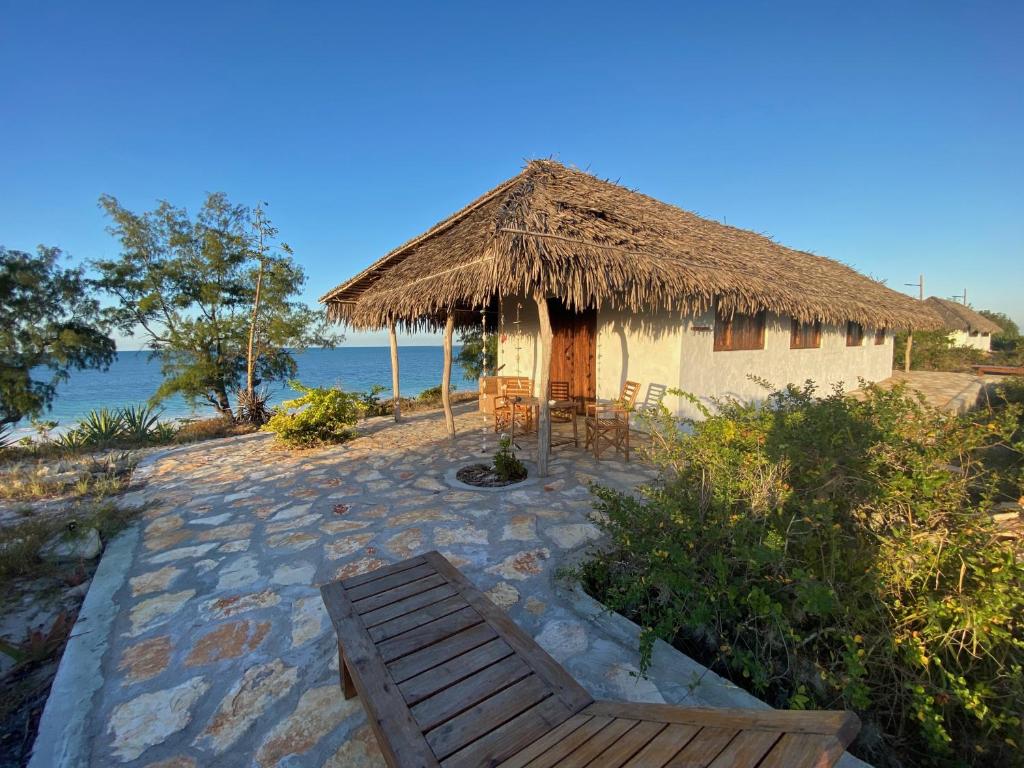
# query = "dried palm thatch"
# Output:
<box><xmin>321</xmin><ymin>160</ymin><xmax>941</xmax><ymax>332</ymax></box>
<box><xmin>923</xmin><ymin>297</ymin><xmax>1002</xmax><ymax>334</ymax></box>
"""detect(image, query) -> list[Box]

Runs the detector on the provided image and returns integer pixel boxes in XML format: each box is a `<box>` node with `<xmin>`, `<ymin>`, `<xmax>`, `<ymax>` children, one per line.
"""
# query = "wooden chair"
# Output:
<box><xmin>321</xmin><ymin>552</ymin><xmax>860</xmax><ymax>768</ymax></box>
<box><xmin>549</xmin><ymin>381</ymin><xmax>578</xmax><ymax>449</ymax></box>
<box><xmin>585</xmin><ymin>380</ymin><xmax>641</xmax><ymax>461</ymax></box>
<box><xmin>493</xmin><ymin>378</ymin><xmax>533</xmax><ymax>434</ymax></box>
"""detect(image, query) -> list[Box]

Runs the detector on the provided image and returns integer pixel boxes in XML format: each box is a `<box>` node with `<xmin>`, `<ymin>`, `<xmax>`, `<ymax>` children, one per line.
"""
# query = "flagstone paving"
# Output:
<box><xmin>43</xmin><ymin>406</ymin><xmax>730</xmax><ymax>767</ymax></box>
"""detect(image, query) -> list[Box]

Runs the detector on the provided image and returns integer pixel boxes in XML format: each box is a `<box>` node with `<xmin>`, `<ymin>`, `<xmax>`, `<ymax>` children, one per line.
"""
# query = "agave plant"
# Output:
<box><xmin>236</xmin><ymin>387</ymin><xmax>272</xmax><ymax>426</ymax></box>
<box><xmin>120</xmin><ymin>404</ymin><xmax>163</xmax><ymax>441</ymax></box>
<box><xmin>53</xmin><ymin>428</ymin><xmax>89</xmax><ymax>451</ymax></box>
<box><xmin>77</xmin><ymin>408</ymin><xmax>125</xmax><ymax>445</ymax></box>
<box><xmin>151</xmin><ymin>421</ymin><xmax>180</xmax><ymax>443</ymax></box>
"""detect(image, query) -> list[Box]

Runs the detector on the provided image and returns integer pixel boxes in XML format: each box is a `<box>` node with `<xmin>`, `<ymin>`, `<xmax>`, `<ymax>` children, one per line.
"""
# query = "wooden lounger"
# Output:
<box><xmin>972</xmin><ymin>364</ymin><xmax>1024</xmax><ymax>376</ymax></box>
<box><xmin>321</xmin><ymin>551</ymin><xmax>860</xmax><ymax>768</ymax></box>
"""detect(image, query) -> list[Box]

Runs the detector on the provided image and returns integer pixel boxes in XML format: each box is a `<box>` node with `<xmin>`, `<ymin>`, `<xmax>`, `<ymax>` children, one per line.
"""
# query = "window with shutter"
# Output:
<box><xmin>790</xmin><ymin>319</ymin><xmax>821</xmax><ymax>349</ymax></box>
<box><xmin>846</xmin><ymin>322</ymin><xmax>864</xmax><ymax>346</ymax></box>
<box><xmin>715</xmin><ymin>309</ymin><xmax>766</xmax><ymax>351</ymax></box>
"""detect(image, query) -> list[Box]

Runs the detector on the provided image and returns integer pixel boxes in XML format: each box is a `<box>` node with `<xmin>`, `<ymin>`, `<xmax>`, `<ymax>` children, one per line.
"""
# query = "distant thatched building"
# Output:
<box><xmin>321</xmin><ymin>161</ymin><xmax>938</xmax><ymax>470</ymax></box>
<box><xmin>924</xmin><ymin>297</ymin><xmax>1001</xmax><ymax>352</ymax></box>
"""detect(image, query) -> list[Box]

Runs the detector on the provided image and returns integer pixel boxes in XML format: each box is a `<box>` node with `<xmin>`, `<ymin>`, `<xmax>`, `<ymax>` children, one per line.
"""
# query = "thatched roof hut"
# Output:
<box><xmin>924</xmin><ymin>297</ymin><xmax>1002</xmax><ymax>335</ymax></box>
<box><xmin>321</xmin><ymin>160</ymin><xmax>939</xmax><ymax>332</ymax></box>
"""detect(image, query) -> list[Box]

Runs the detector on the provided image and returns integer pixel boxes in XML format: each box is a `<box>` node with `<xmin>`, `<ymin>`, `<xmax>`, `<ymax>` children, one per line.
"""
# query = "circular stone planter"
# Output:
<box><xmin>443</xmin><ymin>462</ymin><xmax>540</xmax><ymax>493</ymax></box>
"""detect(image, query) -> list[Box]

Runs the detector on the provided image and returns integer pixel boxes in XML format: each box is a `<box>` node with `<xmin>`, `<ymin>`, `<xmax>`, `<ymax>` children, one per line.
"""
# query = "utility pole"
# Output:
<box><xmin>902</xmin><ymin>274</ymin><xmax>924</xmax><ymax>373</ymax></box>
<box><xmin>951</xmin><ymin>288</ymin><xmax>967</xmax><ymax>305</ymax></box>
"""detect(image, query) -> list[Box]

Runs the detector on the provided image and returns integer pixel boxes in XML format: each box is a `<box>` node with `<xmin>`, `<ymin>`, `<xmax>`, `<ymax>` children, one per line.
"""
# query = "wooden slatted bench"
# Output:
<box><xmin>972</xmin><ymin>364</ymin><xmax>1024</xmax><ymax>376</ymax></box>
<box><xmin>321</xmin><ymin>551</ymin><xmax>860</xmax><ymax>768</ymax></box>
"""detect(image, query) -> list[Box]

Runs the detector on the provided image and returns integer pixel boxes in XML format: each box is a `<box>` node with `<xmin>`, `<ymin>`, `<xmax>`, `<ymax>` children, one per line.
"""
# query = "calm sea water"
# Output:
<box><xmin>16</xmin><ymin>347</ymin><xmax>474</xmax><ymax>436</ymax></box>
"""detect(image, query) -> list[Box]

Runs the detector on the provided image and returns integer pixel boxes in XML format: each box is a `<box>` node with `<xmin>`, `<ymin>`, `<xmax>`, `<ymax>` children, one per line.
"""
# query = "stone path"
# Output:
<box><xmin>870</xmin><ymin>370</ymin><xmax>999</xmax><ymax>413</ymax></box>
<box><xmin>31</xmin><ymin>406</ymin><xmax>785</xmax><ymax>768</ymax></box>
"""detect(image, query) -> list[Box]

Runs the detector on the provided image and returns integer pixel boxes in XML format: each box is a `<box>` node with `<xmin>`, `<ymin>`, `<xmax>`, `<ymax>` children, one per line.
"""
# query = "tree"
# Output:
<box><xmin>93</xmin><ymin>193</ymin><xmax>337</xmax><ymax>419</ymax></box>
<box><xmin>456</xmin><ymin>327</ymin><xmax>497</xmax><ymax>380</ymax></box>
<box><xmin>0</xmin><ymin>246</ymin><xmax>116</xmax><ymax>427</ymax></box>
<box><xmin>979</xmin><ymin>309</ymin><xmax>1021</xmax><ymax>355</ymax></box>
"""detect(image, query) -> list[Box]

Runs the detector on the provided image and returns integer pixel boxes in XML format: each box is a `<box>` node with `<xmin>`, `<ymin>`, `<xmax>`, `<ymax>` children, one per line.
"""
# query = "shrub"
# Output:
<box><xmin>120</xmin><ymin>404</ymin><xmax>163</xmax><ymax>441</ymax></box>
<box><xmin>77</xmin><ymin>408</ymin><xmax>124</xmax><ymax>445</ymax></box>
<box><xmin>359</xmin><ymin>384</ymin><xmax>389</xmax><ymax>417</ymax></box>
<box><xmin>893</xmin><ymin>330</ymin><xmax>986</xmax><ymax>372</ymax></box>
<box><xmin>573</xmin><ymin>382</ymin><xmax>1024</xmax><ymax>767</ymax></box>
<box><xmin>263</xmin><ymin>381</ymin><xmax>365</xmax><ymax>447</ymax></box>
<box><xmin>236</xmin><ymin>387</ymin><xmax>272</xmax><ymax>426</ymax></box>
<box><xmin>416</xmin><ymin>384</ymin><xmax>454</xmax><ymax>404</ymax></box>
<box><xmin>173</xmin><ymin>417</ymin><xmax>249</xmax><ymax>444</ymax></box>
<box><xmin>493</xmin><ymin>435</ymin><xmax>526</xmax><ymax>481</ymax></box>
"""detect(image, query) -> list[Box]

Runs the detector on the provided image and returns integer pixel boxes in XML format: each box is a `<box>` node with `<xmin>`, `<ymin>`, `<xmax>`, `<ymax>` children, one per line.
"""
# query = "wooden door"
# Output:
<box><xmin>549</xmin><ymin>300</ymin><xmax>596</xmax><ymax>413</ymax></box>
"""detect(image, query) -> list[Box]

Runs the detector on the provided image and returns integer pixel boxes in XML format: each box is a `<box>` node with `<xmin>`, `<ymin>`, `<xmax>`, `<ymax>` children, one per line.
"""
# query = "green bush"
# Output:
<box><xmin>264</xmin><ymin>381</ymin><xmax>365</xmax><ymax>447</ymax></box>
<box><xmin>573</xmin><ymin>383</ymin><xmax>1024</xmax><ymax>767</ymax></box>
<box><xmin>894</xmin><ymin>330</ymin><xmax>987</xmax><ymax>372</ymax></box>
<box><xmin>493</xmin><ymin>435</ymin><xmax>526</xmax><ymax>481</ymax></box>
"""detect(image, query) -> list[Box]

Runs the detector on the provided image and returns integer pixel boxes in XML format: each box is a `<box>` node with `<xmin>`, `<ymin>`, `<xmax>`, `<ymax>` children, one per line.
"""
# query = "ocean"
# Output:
<box><xmin>14</xmin><ymin>347</ymin><xmax>476</xmax><ymax>437</ymax></box>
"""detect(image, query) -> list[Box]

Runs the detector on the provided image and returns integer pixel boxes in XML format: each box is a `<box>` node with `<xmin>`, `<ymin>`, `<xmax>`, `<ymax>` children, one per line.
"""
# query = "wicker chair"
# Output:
<box><xmin>493</xmin><ymin>378</ymin><xmax>533</xmax><ymax>434</ymax></box>
<box><xmin>549</xmin><ymin>381</ymin><xmax>578</xmax><ymax>448</ymax></box>
<box><xmin>585</xmin><ymin>380</ymin><xmax>641</xmax><ymax>461</ymax></box>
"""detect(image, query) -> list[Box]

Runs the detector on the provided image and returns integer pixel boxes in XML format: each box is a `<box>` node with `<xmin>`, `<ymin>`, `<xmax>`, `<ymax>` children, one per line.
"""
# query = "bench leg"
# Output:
<box><xmin>339</xmin><ymin>642</ymin><xmax>357</xmax><ymax>700</ymax></box>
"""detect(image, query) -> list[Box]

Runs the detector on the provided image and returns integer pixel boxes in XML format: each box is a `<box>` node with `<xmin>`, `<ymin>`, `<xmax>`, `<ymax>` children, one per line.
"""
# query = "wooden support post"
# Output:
<box><xmin>904</xmin><ymin>330</ymin><xmax>913</xmax><ymax>373</ymax></box>
<box><xmin>535</xmin><ymin>294</ymin><xmax>552</xmax><ymax>477</ymax></box>
<box><xmin>442</xmin><ymin>313</ymin><xmax>456</xmax><ymax>438</ymax></box>
<box><xmin>388</xmin><ymin>322</ymin><xmax>401</xmax><ymax>422</ymax></box>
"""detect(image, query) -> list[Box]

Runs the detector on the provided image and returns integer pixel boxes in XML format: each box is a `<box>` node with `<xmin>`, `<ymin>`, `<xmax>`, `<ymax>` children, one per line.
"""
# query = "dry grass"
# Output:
<box><xmin>172</xmin><ymin>417</ymin><xmax>256</xmax><ymax>444</ymax></box>
<box><xmin>0</xmin><ymin>463</ymin><xmax>132</xmax><ymax>503</ymax></box>
<box><xmin>322</xmin><ymin>160</ymin><xmax>942</xmax><ymax>333</ymax></box>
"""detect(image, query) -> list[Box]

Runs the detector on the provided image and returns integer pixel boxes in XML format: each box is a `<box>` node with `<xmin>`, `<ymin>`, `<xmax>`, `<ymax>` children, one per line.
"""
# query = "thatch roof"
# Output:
<box><xmin>321</xmin><ymin>160</ymin><xmax>941</xmax><ymax>331</ymax></box>
<box><xmin>924</xmin><ymin>297</ymin><xmax>1002</xmax><ymax>334</ymax></box>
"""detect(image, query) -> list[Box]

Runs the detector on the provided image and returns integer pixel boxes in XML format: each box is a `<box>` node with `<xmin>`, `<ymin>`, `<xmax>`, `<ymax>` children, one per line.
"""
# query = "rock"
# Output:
<box><xmin>43</xmin><ymin>527</ymin><xmax>102</xmax><ymax>561</ymax></box>
<box><xmin>485</xmin><ymin>549</ymin><xmax>550</xmax><ymax>580</ymax></box>
<box><xmin>202</xmin><ymin>589</ymin><xmax>280</xmax><ymax>620</ymax></box>
<box><xmin>603</xmin><ymin>661</ymin><xmax>667</xmax><ymax>703</ymax></box>
<box><xmin>107</xmin><ymin>676</ymin><xmax>210</xmax><ymax>762</ymax></box>
<box><xmin>545</xmin><ymin>522</ymin><xmax>602</xmax><ymax>549</ymax></box>
<box><xmin>119</xmin><ymin>636</ymin><xmax>172</xmax><ymax>684</ymax></box>
<box><xmin>255</xmin><ymin>685</ymin><xmax>358</xmax><ymax>767</ymax></box>
<box><xmin>216</xmin><ymin>555</ymin><xmax>261</xmax><ymax>592</ymax></box>
<box><xmin>335</xmin><ymin>557</ymin><xmax>388</xmax><ymax>581</ymax></box>
<box><xmin>535</xmin><ymin>619</ymin><xmax>588</xmax><ymax>662</ymax></box>
<box><xmin>434</xmin><ymin>524</ymin><xmax>489</xmax><ymax>547</ymax></box>
<box><xmin>266</xmin><ymin>531</ymin><xmax>319</xmax><ymax>551</ymax></box>
<box><xmin>291</xmin><ymin>596</ymin><xmax>328</xmax><ymax>647</ymax></box>
<box><xmin>324</xmin><ymin>723</ymin><xmax>386</xmax><ymax>767</ymax></box>
<box><xmin>325</xmin><ymin>533</ymin><xmax>375</xmax><ymax>560</ymax></box>
<box><xmin>501</xmin><ymin>514</ymin><xmax>538</xmax><ymax>542</ymax></box>
<box><xmin>195</xmin><ymin>660</ymin><xmax>298</xmax><ymax>753</ymax></box>
<box><xmin>271</xmin><ymin>562</ymin><xmax>316</xmax><ymax>586</ymax></box>
<box><xmin>484</xmin><ymin>582</ymin><xmax>520</xmax><ymax>610</ymax></box>
<box><xmin>130</xmin><ymin>566</ymin><xmax>184</xmax><ymax>597</ymax></box>
<box><xmin>185</xmin><ymin>620</ymin><xmax>270</xmax><ymax>667</ymax></box>
<box><xmin>147</xmin><ymin>542</ymin><xmax>219</xmax><ymax>564</ymax></box>
<box><xmin>129</xmin><ymin>590</ymin><xmax>195</xmax><ymax>637</ymax></box>
<box><xmin>385</xmin><ymin>528</ymin><xmax>423</xmax><ymax>558</ymax></box>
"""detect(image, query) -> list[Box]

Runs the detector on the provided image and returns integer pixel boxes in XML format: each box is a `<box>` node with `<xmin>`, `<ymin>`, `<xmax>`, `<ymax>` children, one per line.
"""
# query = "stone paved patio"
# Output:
<box><xmin>870</xmin><ymin>370</ymin><xmax>999</xmax><ymax>413</ymax></box>
<box><xmin>33</xmin><ymin>405</ymin><xmax>733</xmax><ymax>768</ymax></box>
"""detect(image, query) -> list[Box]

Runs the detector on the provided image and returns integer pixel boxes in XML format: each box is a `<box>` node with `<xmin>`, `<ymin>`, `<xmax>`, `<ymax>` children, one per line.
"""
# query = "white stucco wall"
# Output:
<box><xmin>671</xmin><ymin>309</ymin><xmax>893</xmax><ymax>419</ymax></box>
<box><xmin>595</xmin><ymin>307</ymin><xmax>684</xmax><ymax>414</ymax></box>
<box><xmin>948</xmin><ymin>330</ymin><xmax>991</xmax><ymax>352</ymax></box>
<box><xmin>496</xmin><ymin>298</ymin><xmax>895</xmax><ymax>420</ymax></box>
<box><xmin>496</xmin><ymin>297</ymin><xmax>541</xmax><ymax>388</ymax></box>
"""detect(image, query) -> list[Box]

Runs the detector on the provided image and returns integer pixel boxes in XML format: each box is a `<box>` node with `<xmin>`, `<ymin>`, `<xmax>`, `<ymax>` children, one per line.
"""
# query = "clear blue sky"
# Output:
<box><xmin>2</xmin><ymin>1</ymin><xmax>1021</xmax><ymax>349</ymax></box>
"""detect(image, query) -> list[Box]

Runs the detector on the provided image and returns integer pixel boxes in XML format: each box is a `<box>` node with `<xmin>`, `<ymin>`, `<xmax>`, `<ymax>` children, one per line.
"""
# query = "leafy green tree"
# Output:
<box><xmin>93</xmin><ymin>193</ymin><xmax>337</xmax><ymax>419</ymax></box>
<box><xmin>979</xmin><ymin>309</ymin><xmax>1021</xmax><ymax>355</ymax></box>
<box><xmin>456</xmin><ymin>327</ymin><xmax>497</xmax><ymax>380</ymax></box>
<box><xmin>0</xmin><ymin>246</ymin><xmax>115</xmax><ymax>427</ymax></box>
